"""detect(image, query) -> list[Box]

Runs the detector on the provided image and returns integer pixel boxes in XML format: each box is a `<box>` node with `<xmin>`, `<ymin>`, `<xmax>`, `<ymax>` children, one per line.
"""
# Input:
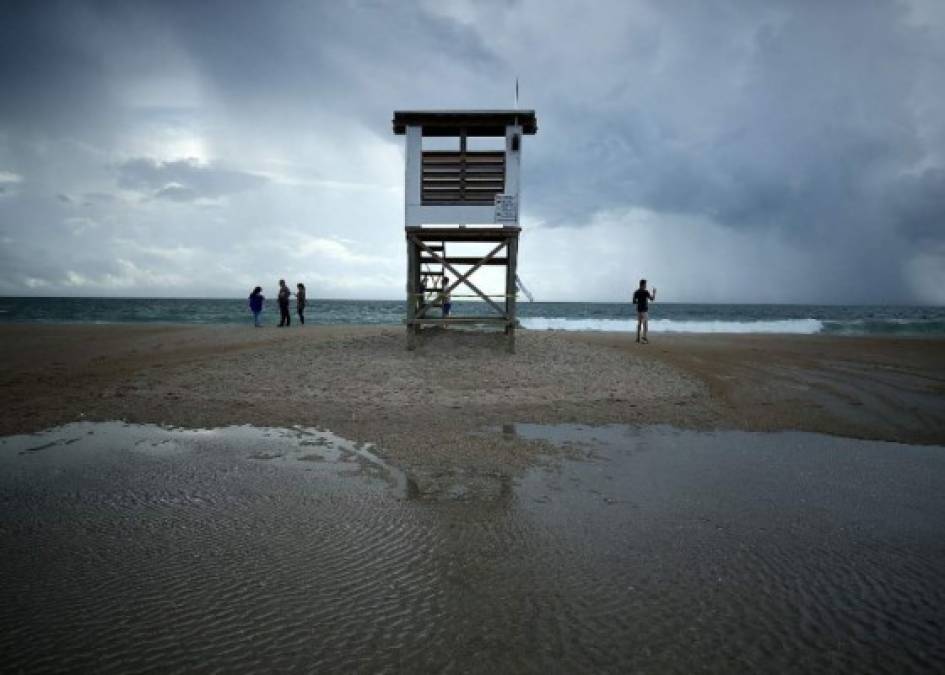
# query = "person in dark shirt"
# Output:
<box><xmin>277</xmin><ymin>279</ymin><xmax>291</xmax><ymax>327</ymax></box>
<box><xmin>632</xmin><ymin>279</ymin><xmax>657</xmax><ymax>343</ymax></box>
<box><xmin>418</xmin><ymin>275</ymin><xmax>428</xmax><ymax>314</ymax></box>
<box><xmin>248</xmin><ymin>286</ymin><xmax>264</xmax><ymax>327</ymax></box>
<box><xmin>296</xmin><ymin>283</ymin><xmax>307</xmax><ymax>325</ymax></box>
<box><xmin>441</xmin><ymin>277</ymin><xmax>452</xmax><ymax>319</ymax></box>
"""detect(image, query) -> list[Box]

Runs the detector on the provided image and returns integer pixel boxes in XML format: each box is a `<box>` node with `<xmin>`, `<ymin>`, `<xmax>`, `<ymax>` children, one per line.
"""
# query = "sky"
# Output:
<box><xmin>1</xmin><ymin>0</ymin><xmax>944</xmax><ymax>304</ymax></box>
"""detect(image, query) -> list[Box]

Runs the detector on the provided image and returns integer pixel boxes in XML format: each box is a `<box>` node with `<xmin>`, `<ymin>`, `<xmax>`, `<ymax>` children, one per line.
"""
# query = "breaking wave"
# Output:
<box><xmin>520</xmin><ymin>317</ymin><xmax>945</xmax><ymax>335</ymax></box>
<box><xmin>520</xmin><ymin>317</ymin><xmax>825</xmax><ymax>334</ymax></box>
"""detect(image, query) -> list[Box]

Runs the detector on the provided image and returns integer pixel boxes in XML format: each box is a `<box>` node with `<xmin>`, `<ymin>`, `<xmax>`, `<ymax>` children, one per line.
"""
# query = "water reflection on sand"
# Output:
<box><xmin>1</xmin><ymin>422</ymin><xmax>944</xmax><ymax>673</ymax></box>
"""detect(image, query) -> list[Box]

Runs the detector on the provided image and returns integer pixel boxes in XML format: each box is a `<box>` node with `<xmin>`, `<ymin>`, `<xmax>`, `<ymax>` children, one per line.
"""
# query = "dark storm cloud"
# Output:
<box><xmin>888</xmin><ymin>168</ymin><xmax>945</xmax><ymax>241</ymax></box>
<box><xmin>0</xmin><ymin>2</ymin><xmax>126</xmax><ymax>141</ymax></box>
<box><xmin>130</xmin><ymin>0</ymin><xmax>504</xmax><ymax>134</ymax></box>
<box><xmin>525</xmin><ymin>1</ymin><xmax>930</xmax><ymax>229</ymax></box>
<box><xmin>117</xmin><ymin>158</ymin><xmax>267</xmax><ymax>201</ymax></box>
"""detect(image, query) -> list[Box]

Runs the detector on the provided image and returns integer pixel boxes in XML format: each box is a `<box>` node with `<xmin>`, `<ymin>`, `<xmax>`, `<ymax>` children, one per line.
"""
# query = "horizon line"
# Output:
<box><xmin>0</xmin><ymin>295</ymin><xmax>941</xmax><ymax>308</ymax></box>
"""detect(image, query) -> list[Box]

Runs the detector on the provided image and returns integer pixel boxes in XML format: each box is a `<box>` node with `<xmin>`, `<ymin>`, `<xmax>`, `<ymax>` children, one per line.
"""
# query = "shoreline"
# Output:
<box><xmin>3</xmin><ymin>317</ymin><xmax>945</xmax><ymax>339</ymax></box>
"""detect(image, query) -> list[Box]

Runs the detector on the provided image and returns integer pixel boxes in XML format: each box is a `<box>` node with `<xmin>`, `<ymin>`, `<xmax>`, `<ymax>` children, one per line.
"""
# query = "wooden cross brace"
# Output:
<box><xmin>409</xmin><ymin>235</ymin><xmax>508</xmax><ymax>318</ymax></box>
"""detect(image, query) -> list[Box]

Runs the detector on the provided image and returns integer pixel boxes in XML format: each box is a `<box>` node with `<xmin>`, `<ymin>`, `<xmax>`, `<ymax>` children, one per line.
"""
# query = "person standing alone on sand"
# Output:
<box><xmin>248</xmin><ymin>286</ymin><xmax>265</xmax><ymax>327</ymax></box>
<box><xmin>296</xmin><ymin>283</ymin><xmax>307</xmax><ymax>325</ymax></box>
<box><xmin>277</xmin><ymin>279</ymin><xmax>291</xmax><ymax>327</ymax></box>
<box><xmin>633</xmin><ymin>279</ymin><xmax>656</xmax><ymax>343</ymax></box>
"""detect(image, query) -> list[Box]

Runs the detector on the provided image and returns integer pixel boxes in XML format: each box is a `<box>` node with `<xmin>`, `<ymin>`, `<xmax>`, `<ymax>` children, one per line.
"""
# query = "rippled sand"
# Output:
<box><xmin>2</xmin><ymin>423</ymin><xmax>944</xmax><ymax>672</ymax></box>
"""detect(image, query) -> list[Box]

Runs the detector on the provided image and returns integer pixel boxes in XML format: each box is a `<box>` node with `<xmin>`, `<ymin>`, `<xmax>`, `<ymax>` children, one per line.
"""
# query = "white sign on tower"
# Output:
<box><xmin>494</xmin><ymin>194</ymin><xmax>518</xmax><ymax>224</ymax></box>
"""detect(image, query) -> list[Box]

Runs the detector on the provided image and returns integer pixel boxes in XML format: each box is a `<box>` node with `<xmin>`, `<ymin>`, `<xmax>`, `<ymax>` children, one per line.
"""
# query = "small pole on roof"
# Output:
<box><xmin>515</xmin><ymin>76</ymin><xmax>519</xmax><ymax>108</ymax></box>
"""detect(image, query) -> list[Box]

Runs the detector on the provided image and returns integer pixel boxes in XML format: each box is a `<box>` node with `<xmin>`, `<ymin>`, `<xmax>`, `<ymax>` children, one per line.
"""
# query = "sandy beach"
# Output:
<box><xmin>1</xmin><ymin>324</ymin><xmax>943</xmax><ymax>483</ymax></box>
<box><xmin>3</xmin><ymin>324</ymin><xmax>945</xmax><ymax>671</ymax></box>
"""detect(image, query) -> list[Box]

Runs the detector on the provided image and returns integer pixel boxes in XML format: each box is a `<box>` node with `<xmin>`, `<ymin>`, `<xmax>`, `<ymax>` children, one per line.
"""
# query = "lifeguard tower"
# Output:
<box><xmin>392</xmin><ymin>109</ymin><xmax>538</xmax><ymax>352</ymax></box>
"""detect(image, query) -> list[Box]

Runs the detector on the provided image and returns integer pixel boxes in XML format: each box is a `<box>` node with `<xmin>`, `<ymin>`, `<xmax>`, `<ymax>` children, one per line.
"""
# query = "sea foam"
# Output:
<box><xmin>519</xmin><ymin>317</ymin><xmax>825</xmax><ymax>334</ymax></box>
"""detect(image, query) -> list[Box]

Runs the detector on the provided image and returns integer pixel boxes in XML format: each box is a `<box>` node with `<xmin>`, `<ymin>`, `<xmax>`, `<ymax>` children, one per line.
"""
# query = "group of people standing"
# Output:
<box><xmin>248</xmin><ymin>280</ymin><xmax>306</xmax><ymax>328</ymax></box>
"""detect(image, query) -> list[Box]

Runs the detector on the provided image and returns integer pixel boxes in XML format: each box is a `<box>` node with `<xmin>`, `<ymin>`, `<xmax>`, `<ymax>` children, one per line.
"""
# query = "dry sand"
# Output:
<box><xmin>1</xmin><ymin>324</ymin><xmax>943</xmax><ymax>492</ymax></box>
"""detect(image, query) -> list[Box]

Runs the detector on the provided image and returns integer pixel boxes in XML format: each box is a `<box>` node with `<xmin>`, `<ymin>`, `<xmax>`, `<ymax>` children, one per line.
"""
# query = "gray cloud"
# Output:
<box><xmin>117</xmin><ymin>158</ymin><xmax>267</xmax><ymax>201</ymax></box>
<box><xmin>889</xmin><ymin>167</ymin><xmax>945</xmax><ymax>241</ymax></box>
<box><xmin>81</xmin><ymin>192</ymin><xmax>118</xmax><ymax>207</ymax></box>
<box><xmin>0</xmin><ymin>0</ymin><xmax>943</xmax><ymax>303</ymax></box>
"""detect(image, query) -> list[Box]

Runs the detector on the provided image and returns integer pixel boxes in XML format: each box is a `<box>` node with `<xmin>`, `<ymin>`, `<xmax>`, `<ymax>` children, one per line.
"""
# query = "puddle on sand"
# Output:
<box><xmin>0</xmin><ymin>420</ymin><xmax>413</xmax><ymax>498</ymax></box>
<box><xmin>1</xmin><ymin>422</ymin><xmax>944</xmax><ymax>673</ymax></box>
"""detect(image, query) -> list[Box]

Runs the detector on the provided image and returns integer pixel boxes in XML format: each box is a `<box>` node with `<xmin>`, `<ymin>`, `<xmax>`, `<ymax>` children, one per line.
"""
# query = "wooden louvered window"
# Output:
<box><xmin>421</xmin><ymin>151</ymin><xmax>505</xmax><ymax>205</ymax></box>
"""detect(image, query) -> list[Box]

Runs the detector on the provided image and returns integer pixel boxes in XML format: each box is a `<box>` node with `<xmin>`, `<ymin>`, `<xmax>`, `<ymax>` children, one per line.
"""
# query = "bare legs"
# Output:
<box><xmin>636</xmin><ymin>312</ymin><xmax>649</xmax><ymax>343</ymax></box>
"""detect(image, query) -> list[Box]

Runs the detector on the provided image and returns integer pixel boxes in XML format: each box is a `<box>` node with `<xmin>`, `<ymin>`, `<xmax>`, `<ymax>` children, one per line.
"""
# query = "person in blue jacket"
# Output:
<box><xmin>248</xmin><ymin>286</ymin><xmax>265</xmax><ymax>327</ymax></box>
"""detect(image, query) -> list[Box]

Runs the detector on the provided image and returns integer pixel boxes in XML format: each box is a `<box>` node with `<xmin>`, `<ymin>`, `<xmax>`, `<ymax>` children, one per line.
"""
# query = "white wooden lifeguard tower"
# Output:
<box><xmin>392</xmin><ymin>110</ymin><xmax>538</xmax><ymax>352</ymax></box>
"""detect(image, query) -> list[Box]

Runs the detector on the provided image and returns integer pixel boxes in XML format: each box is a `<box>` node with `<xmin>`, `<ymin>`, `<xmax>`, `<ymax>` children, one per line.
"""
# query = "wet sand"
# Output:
<box><xmin>577</xmin><ymin>331</ymin><xmax>945</xmax><ymax>445</ymax></box>
<box><xmin>1</xmin><ymin>422</ymin><xmax>943</xmax><ymax>672</ymax></box>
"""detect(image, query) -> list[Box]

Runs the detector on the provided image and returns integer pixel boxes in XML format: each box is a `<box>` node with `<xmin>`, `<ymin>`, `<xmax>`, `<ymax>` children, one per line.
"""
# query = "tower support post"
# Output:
<box><xmin>505</xmin><ymin>233</ymin><xmax>519</xmax><ymax>354</ymax></box>
<box><xmin>405</xmin><ymin>231</ymin><xmax>419</xmax><ymax>350</ymax></box>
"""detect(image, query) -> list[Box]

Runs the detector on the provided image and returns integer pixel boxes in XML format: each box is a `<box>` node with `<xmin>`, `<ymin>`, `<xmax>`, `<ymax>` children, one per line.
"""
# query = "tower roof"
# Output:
<box><xmin>392</xmin><ymin>110</ymin><xmax>538</xmax><ymax>136</ymax></box>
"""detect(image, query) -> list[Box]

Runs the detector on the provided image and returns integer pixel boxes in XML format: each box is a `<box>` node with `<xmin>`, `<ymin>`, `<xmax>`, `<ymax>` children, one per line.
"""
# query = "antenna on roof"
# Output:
<box><xmin>515</xmin><ymin>76</ymin><xmax>519</xmax><ymax>108</ymax></box>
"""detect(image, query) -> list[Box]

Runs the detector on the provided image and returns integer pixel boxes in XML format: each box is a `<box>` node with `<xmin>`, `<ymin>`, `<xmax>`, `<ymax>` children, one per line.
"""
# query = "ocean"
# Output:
<box><xmin>0</xmin><ymin>297</ymin><xmax>943</xmax><ymax>336</ymax></box>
